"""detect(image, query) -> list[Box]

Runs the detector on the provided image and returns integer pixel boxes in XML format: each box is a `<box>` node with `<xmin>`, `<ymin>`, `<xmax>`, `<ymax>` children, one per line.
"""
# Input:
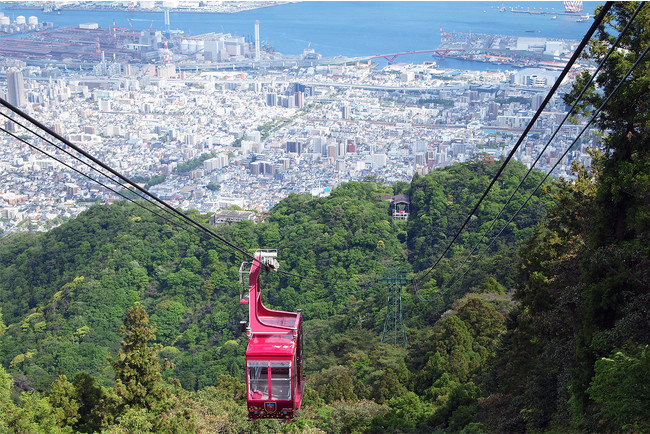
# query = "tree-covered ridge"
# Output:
<box><xmin>0</xmin><ymin>202</ymin><xmax>245</xmax><ymax>391</ymax></box>
<box><xmin>0</xmin><ymin>157</ymin><xmax>547</xmax><ymax>431</ymax></box>
<box><xmin>479</xmin><ymin>3</ymin><xmax>650</xmax><ymax>431</ymax></box>
<box><xmin>0</xmin><ymin>180</ymin><xmax>410</xmax><ymax>388</ymax></box>
<box><xmin>407</xmin><ymin>157</ymin><xmax>551</xmax><ymax>301</ymax></box>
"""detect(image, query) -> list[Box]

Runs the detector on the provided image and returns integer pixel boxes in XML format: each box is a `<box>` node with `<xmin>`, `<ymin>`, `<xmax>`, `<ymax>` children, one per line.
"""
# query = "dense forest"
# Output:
<box><xmin>0</xmin><ymin>3</ymin><xmax>648</xmax><ymax>432</ymax></box>
<box><xmin>0</xmin><ymin>158</ymin><xmax>549</xmax><ymax>432</ymax></box>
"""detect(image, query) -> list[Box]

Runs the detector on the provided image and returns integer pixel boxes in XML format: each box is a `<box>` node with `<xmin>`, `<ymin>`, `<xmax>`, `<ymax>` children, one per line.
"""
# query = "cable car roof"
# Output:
<box><xmin>246</xmin><ymin>333</ymin><xmax>296</xmax><ymax>357</ymax></box>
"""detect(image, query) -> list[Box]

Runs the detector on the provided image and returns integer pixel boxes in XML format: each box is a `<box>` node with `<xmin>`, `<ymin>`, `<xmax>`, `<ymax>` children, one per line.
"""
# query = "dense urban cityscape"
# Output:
<box><xmin>0</xmin><ymin>2</ymin><xmax>597</xmax><ymax>234</ymax></box>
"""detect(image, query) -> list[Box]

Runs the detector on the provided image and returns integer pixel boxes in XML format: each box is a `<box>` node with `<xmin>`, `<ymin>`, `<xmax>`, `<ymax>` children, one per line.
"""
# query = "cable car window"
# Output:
<box><xmin>271</xmin><ymin>361</ymin><xmax>291</xmax><ymax>400</ymax></box>
<box><xmin>248</xmin><ymin>362</ymin><xmax>269</xmax><ymax>400</ymax></box>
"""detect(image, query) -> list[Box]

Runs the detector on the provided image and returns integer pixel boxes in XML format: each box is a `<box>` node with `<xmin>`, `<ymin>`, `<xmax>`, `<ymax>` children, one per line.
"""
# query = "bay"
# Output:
<box><xmin>1</xmin><ymin>1</ymin><xmax>600</xmax><ymax>70</ymax></box>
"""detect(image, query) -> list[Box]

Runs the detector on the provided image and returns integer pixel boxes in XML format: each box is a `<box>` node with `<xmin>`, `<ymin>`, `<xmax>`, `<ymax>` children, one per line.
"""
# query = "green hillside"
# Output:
<box><xmin>0</xmin><ymin>4</ymin><xmax>648</xmax><ymax>431</ymax></box>
<box><xmin>0</xmin><ymin>159</ymin><xmax>548</xmax><ymax>432</ymax></box>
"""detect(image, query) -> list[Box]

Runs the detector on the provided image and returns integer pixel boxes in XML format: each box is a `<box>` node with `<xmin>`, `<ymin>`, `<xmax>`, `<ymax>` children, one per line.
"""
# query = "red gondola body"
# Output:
<box><xmin>241</xmin><ymin>251</ymin><xmax>304</xmax><ymax>420</ymax></box>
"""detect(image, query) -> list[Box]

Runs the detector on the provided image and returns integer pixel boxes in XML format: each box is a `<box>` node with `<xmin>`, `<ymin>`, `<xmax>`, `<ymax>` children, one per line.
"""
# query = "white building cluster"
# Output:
<box><xmin>0</xmin><ymin>59</ymin><xmax>596</xmax><ymax>234</ymax></box>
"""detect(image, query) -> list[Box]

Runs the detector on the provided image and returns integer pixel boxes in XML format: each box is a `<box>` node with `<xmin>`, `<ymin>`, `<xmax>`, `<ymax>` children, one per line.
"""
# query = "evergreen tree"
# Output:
<box><xmin>108</xmin><ymin>305</ymin><xmax>173</xmax><ymax>429</ymax></box>
<box><xmin>72</xmin><ymin>372</ymin><xmax>108</xmax><ymax>433</ymax></box>
<box><xmin>48</xmin><ymin>375</ymin><xmax>80</xmax><ymax>428</ymax></box>
<box><xmin>562</xmin><ymin>1</ymin><xmax>650</xmax><ymax>422</ymax></box>
<box><xmin>565</xmin><ymin>2</ymin><xmax>650</xmax><ymax>244</ymax></box>
<box><xmin>0</xmin><ymin>364</ymin><xmax>14</xmax><ymax>431</ymax></box>
<box><xmin>485</xmin><ymin>3</ymin><xmax>650</xmax><ymax>431</ymax></box>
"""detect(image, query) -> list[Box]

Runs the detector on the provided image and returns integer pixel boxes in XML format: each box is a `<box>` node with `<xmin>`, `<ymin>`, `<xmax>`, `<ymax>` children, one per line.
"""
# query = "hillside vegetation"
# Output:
<box><xmin>0</xmin><ymin>159</ymin><xmax>548</xmax><ymax>432</ymax></box>
<box><xmin>0</xmin><ymin>4</ymin><xmax>648</xmax><ymax>431</ymax></box>
<box><xmin>477</xmin><ymin>3</ymin><xmax>650</xmax><ymax>431</ymax></box>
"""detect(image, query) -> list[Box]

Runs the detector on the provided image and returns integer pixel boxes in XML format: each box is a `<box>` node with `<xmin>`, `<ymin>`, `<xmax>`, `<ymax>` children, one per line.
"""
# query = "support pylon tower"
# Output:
<box><xmin>380</xmin><ymin>269</ymin><xmax>409</xmax><ymax>348</ymax></box>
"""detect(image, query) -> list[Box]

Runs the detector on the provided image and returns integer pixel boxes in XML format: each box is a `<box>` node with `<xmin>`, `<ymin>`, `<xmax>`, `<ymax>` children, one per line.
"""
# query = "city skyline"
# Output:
<box><xmin>0</xmin><ymin>1</ymin><xmax>599</xmax><ymax>234</ymax></box>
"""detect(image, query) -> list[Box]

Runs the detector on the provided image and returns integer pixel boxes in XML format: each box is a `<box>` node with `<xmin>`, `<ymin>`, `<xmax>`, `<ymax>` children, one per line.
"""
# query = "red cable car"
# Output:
<box><xmin>240</xmin><ymin>250</ymin><xmax>304</xmax><ymax>420</ymax></box>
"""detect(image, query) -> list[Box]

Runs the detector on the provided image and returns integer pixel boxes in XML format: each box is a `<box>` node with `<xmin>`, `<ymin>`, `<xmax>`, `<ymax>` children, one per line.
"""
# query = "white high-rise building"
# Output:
<box><xmin>7</xmin><ymin>69</ymin><xmax>26</xmax><ymax>108</ymax></box>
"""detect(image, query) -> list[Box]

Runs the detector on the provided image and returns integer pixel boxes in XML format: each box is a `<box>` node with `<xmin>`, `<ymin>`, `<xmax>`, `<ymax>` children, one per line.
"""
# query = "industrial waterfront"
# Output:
<box><xmin>0</xmin><ymin>1</ymin><xmax>600</xmax><ymax>234</ymax></box>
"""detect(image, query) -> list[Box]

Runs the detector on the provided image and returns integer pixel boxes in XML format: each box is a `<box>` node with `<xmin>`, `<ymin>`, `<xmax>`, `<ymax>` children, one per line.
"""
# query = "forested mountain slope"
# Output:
<box><xmin>406</xmin><ymin>158</ymin><xmax>549</xmax><ymax>302</ymax></box>
<box><xmin>0</xmin><ymin>159</ymin><xmax>549</xmax><ymax>432</ymax></box>
<box><xmin>477</xmin><ymin>3</ymin><xmax>650</xmax><ymax>431</ymax></box>
<box><xmin>1</xmin><ymin>3</ymin><xmax>648</xmax><ymax>431</ymax></box>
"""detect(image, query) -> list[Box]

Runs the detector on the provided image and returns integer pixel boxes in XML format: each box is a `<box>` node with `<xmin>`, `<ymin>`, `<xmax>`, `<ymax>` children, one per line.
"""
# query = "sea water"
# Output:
<box><xmin>0</xmin><ymin>1</ymin><xmax>600</xmax><ymax>70</ymax></box>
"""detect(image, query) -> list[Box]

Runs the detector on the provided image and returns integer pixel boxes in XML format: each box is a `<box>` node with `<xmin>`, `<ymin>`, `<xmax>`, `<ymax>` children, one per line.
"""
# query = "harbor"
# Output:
<box><xmin>433</xmin><ymin>30</ymin><xmax>580</xmax><ymax>70</ymax></box>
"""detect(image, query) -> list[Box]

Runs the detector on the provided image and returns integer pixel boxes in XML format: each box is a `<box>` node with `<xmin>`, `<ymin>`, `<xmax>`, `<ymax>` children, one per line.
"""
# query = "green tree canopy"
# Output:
<box><xmin>483</xmin><ymin>3</ymin><xmax>650</xmax><ymax>431</ymax></box>
<box><xmin>108</xmin><ymin>306</ymin><xmax>172</xmax><ymax>425</ymax></box>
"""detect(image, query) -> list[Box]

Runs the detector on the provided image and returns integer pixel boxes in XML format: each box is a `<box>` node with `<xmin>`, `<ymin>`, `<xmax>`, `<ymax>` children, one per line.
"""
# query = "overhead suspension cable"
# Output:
<box><xmin>0</xmin><ymin>97</ymin><xmax>259</xmax><ymax>266</ymax></box>
<box><xmin>445</xmin><ymin>38</ymin><xmax>650</xmax><ymax>292</ymax></box>
<box><xmin>0</xmin><ymin>110</ymin><xmax>209</xmax><ymax>238</ymax></box>
<box><xmin>0</xmin><ymin>122</ymin><xmax>247</xmax><ymax>263</ymax></box>
<box><xmin>0</xmin><ymin>101</ymin><xmax>347</xmax><ymax>290</ymax></box>
<box><xmin>416</xmin><ymin>1</ymin><xmax>613</xmax><ymax>285</ymax></box>
<box><xmin>436</xmin><ymin>1</ymin><xmax>645</xmax><ymax>294</ymax></box>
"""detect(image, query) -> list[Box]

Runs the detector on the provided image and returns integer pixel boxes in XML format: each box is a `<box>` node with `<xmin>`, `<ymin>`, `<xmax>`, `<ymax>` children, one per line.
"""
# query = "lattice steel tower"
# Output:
<box><xmin>380</xmin><ymin>269</ymin><xmax>409</xmax><ymax>348</ymax></box>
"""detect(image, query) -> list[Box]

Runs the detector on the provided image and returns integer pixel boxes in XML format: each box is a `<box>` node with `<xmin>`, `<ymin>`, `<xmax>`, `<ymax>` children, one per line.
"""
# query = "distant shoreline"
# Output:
<box><xmin>2</xmin><ymin>1</ymin><xmax>293</xmax><ymax>15</ymax></box>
